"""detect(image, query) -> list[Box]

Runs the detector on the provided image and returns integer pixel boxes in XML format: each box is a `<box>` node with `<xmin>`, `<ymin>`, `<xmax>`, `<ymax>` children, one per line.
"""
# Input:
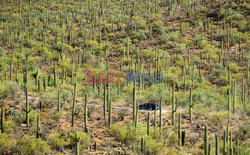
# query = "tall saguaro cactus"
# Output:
<box><xmin>103</xmin><ymin>83</ymin><xmax>106</xmax><ymax>120</ymax></box>
<box><xmin>159</xmin><ymin>94</ymin><xmax>162</xmax><ymax>134</ymax></box>
<box><xmin>189</xmin><ymin>88</ymin><xmax>194</xmax><ymax>122</ymax></box>
<box><xmin>24</xmin><ymin>87</ymin><xmax>30</xmax><ymax>127</ymax></box>
<box><xmin>172</xmin><ymin>84</ymin><xmax>178</xmax><ymax>125</ymax></box>
<box><xmin>108</xmin><ymin>99</ymin><xmax>112</xmax><ymax>129</ymax></box>
<box><xmin>215</xmin><ymin>134</ymin><xmax>219</xmax><ymax>155</ymax></box>
<box><xmin>233</xmin><ymin>80</ymin><xmax>236</xmax><ymax>115</ymax></box>
<box><xmin>204</xmin><ymin>125</ymin><xmax>208</xmax><ymax>155</ymax></box>
<box><xmin>133</xmin><ymin>77</ymin><xmax>136</xmax><ymax>124</ymax></box>
<box><xmin>75</xmin><ymin>132</ymin><xmax>80</xmax><ymax>155</ymax></box>
<box><xmin>72</xmin><ymin>82</ymin><xmax>77</xmax><ymax>127</ymax></box>
<box><xmin>147</xmin><ymin>112</ymin><xmax>150</xmax><ymax>136</ymax></box>
<box><xmin>1</xmin><ymin>108</ymin><xmax>4</xmax><ymax>133</ymax></box>
<box><xmin>178</xmin><ymin>113</ymin><xmax>181</xmax><ymax>146</ymax></box>
<box><xmin>36</xmin><ymin>115</ymin><xmax>42</xmax><ymax>138</ymax></box>
<box><xmin>84</xmin><ymin>94</ymin><xmax>88</xmax><ymax>132</ymax></box>
<box><xmin>57</xmin><ymin>90</ymin><xmax>60</xmax><ymax>113</ymax></box>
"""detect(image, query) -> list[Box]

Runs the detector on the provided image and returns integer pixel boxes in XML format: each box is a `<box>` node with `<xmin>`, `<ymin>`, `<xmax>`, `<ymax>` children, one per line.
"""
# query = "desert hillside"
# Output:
<box><xmin>0</xmin><ymin>0</ymin><xmax>249</xmax><ymax>154</ymax></box>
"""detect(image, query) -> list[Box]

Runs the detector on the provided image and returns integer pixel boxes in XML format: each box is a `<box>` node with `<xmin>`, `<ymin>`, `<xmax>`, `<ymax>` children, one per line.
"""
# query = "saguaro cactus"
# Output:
<box><xmin>223</xmin><ymin>130</ymin><xmax>226</xmax><ymax>154</ymax></box>
<box><xmin>72</xmin><ymin>82</ymin><xmax>77</xmax><ymax>127</ymax></box>
<box><xmin>141</xmin><ymin>137</ymin><xmax>144</xmax><ymax>152</ymax></box>
<box><xmin>230</xmin><ymin>131</ymin><xmax>233</xmax><ymax>155</ymax></box>
<box><xmin>135</xmin><ymin>104</ymin><xmax>138</xmax><ymax>128</ymax></box>
<box><xmin>181</xmin><ymin>130</ymin><xmax>186</xmax><ymax>146</ymax></box>
<box><xmin>108</xmin><ymin>99</ymin><xmax>112</xmax><ymax>129</ymax></box>
<box><xmin>215</xmin><ymin>133</ymin><xmax>219</xmax><ymax>155</ymax></box>
<box><xmin>233</xmin><ymin>80</ymin><xmax>236</xmax><ymax>115</ymax></box>
<box><xmin>84</xmin><ymin>94</ymin><xmax>88</xmax><ymax>132</ymax></box>
<box><xmin>75</xmin><ymin>132</ymin><xmax>80</xmax><ymax>155</ymax></box>
<box><xmin>159</xmin><ymin>94</ymin><xmax>162</xmax><ymax>133</ymax></box>
<box><xmin>172</xmin><ymin>84</ymin><xmax>178</xmax><ymax>125</ymax></box>
<box><xmin>103</xmin><ymin>83</ymin><xmax>106</xmax><ymax>120</ymax></box>
<box><xmin>24</xmin><ymin>87</ymin><xmax>30</xmax><ymax>127</ymax></box>
<box><xmin>208</xmin><ymin>143</ymin><xmax>212</xmax><ymax>155</ymax></box>
<box><xmin>147</xmin><ymin>112</ymin><xmax>150</xmax><ymax>136</ymax></box>
<box><xmin>133</xmin><ymin>78</ymin><xmax>136</xmax><ymax>124</ymax></box>
<box><xmin>204</xmin><ymin>125</ymin><xmax>208</xmax><ymax>155</ymax></box>
<box><xmin>178</xmin><ymin>113</ymin><xmax>181</xmax><ymax>146</ymax></box>
<box><xmin>36</xmin><ymin>115</ymin><xmax>42</xmax><ymax>138</ymax></box>
<box><xmin>57</xmin><ymin>90</ymin><xmax>60</xmax><ymax>113</ymax></box>
<box><xmin>1</xmin><ymin>108</ymin><xmax>4</xmax><ymax>133</ymax></box>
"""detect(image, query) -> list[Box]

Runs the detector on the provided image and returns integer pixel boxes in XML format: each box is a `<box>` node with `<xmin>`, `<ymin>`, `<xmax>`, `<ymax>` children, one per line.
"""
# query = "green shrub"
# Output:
<box><xmin>16</xmin><ymin>135</ymin><xmax>50</xmax><ymax>155</ymax></box>
<box><xmin>69</xmin><ymin>131</ymin><xmax>90</xmax><ymax>150</ymax></box>
<box><xmin>0</xmin><ymin>81</ymin><xmax>21</xmax><ymax>99</ymax></box>
<box><xmin>0</xmin><ymin>133</ymin><xmax>15</xmax><ymax>154</ymax></box>
<box><xmin>48</xmin><ymin>133</ymin><xmax>70</xmax><ymax>150</ymax></box>
<box><xmin>208</xmin><ymin>111</ymin><xmax>229</xmax><ymax>128</ymax></box>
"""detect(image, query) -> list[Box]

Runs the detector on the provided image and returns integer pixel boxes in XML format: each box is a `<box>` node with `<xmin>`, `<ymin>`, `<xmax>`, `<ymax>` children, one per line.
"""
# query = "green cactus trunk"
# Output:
<box><xmin>147</xmin><ymin>112</ymin><xmax>150</xmax><ymax>136</ymax></box>
<box><xmin>223</xmin><ymin>130</ymin><xmax>226</xmax><ymax>155</ymax></box>
<box><xmin>84</xmin><ymin>94</ymin><xmax>88</xmax><ymax>132</ymax></box>
<box><xmin>215</xmin><ymin>133</ymin><xmax>219</xmax><ymax>155</ymax></box>
<box><xmin>204</xmin><ymin>125</ymin><xmax>208</xmax><ymax>155</ymax></box>
<box><xmin>1</xmin><ymin>108</ymin><xmax>4</xmax><ymax>133</ymax></box>
<box><xmin>233</xmin><ymin>80</ymin><xmax>236</xmax><ymax>115</ymax></box>
<box><xmin>36</xmin><ymin>115</ymin><xmax>42</xmax><ymax>138</ymax></box>
<box><xmin>72</xmin><ymin>82</ymin><xmax>77</xmax><ymax>127</ymax></box>
<box><xmin>103</xmin><ymin>83</ymin><xmax>106</xmax><ymax>120</ymax></box>
<box><xmin>189</xmin><ymin>88</ymin><xmax>193</xmax><ymax>123</ymax></box>
<box><xmin>75</xmin><ymin>133</ymin><xmax>80</xmax><ymax>155</ymax></box>
<box><xmin>108</xmin><ymin>99</ymin><xmax>112</xmax><ymax>129</ymax></box>
<box><xmin>54</xmin><ymin>63</ymin><xmax>57</xmax><ymax>87</ymax></box>
<box><xmin>160</xmin><ymin>94</ymin><xmax>162</xmax><ymax>132</ymax></box>
<box><xmin>141</xmin><ymin>137</ymin><xmax>144</xmax><ymax>152</ymax></box>
<box><xmin>133</xmin><ymin>80</ymin><xmax>136</xmax><ymax>124</ymax></box>
<box><xmin>181</xmin><ymin>130</ymin><xmax>186</xmax><ymax>146</ymax></box>
<box><xmin>25</xmin><ymin>87</ymin><xmax>30</xmax><ymax>127</ymax></box>
<box><xmin>178</xmin><ymin>113</ymin><xmax>181</xmax><ymax>146</ymax></box>
<box><xmin>135</xmin><ymin>104</ymin><xmax>138</xmax><ymax>128</ymax></box>
<box><xmin>172</xmin><ymin>84</ymin><xmax>176</xmax><ymax>125</ymax></box>
<box><xmin>43</xmin><ymin>76</ymin><xmax>46</xmax><ymax>92</ymax></box>
<box><xmin>230</xmin><ymin>131</ymin><xmax>233</xmax><ymax>155</ymax></box>
<box><xmin>208</xmin><ymin>143</ymin><xmax>211</xmax><ymax>155</ymax></box>
<box><xmin>57</xmin><ymin>90</ymin><xmax>60</xmax><ymax>113</ymax></box>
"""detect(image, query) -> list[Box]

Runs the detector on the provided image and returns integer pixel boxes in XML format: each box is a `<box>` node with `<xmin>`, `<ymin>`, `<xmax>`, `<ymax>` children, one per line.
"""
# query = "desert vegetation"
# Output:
<box><xmin>0</xmin><ymin>0</ymin><xmax>249</xmax><ymax>154</ymax></box>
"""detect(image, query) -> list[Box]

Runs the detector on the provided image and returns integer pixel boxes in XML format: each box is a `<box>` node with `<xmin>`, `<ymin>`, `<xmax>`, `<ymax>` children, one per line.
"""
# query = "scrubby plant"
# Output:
<box><xmin>69</xmin><ymin>131</ymin><xmax>90</xmax><ymax>151</ymax></box>
<box><xmin>16</xmin><ymin>135</ymin><xmax>51</xmax><ymax>155</ymax></box>
<box><xmin>0</xmin><ymin>133</ymin><xmax>15</xmax><ymax>154</ymax></box>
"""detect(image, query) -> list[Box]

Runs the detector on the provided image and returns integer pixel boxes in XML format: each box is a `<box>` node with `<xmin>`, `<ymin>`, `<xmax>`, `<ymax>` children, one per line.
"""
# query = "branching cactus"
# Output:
<box><xmin>24</xmin><ymin>87</ymin><xmax>30</xmax><ymax>127</ymax></box>
<box><xmin>36</xmin><ymin>115</ymin><xmax>42</xmax><ymax>138</ymax></box>
<box><xmin>84</xmin><ymin>94</ymin><xmax>88</xmax><ymax>133</ymax></box>
<box><xmin>1</xmin><ymin>108</ymin><xmax>4</xmax><ymax>133</ymax></box>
